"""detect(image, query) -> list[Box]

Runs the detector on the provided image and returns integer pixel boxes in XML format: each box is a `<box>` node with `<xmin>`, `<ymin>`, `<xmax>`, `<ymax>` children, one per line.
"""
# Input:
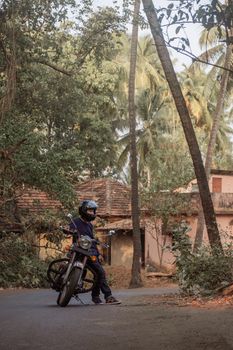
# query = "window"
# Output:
<box><xmin>212</xmin><ymin>177</ymin><xmax>222</xmax><ymax>193</ymax></box>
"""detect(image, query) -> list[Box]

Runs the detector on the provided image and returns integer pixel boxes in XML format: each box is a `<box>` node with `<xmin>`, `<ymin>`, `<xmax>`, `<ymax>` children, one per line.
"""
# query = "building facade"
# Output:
<box><xmin>12</xmin><ymin>170</ymin><xmax>233</xmax><ymax>271</ymax></box>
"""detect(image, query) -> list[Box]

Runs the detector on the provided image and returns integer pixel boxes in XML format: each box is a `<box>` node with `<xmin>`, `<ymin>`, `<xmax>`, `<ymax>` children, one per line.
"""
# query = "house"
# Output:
<box><xmin>8</xmin><ymin>169</ymin><xmax>233</xmax><ymax>271</ymax></box>
<box><xmin>74</xmin><ymin>179</ymin><xmax>139</xmax><ymax>268</ymax></box>
<box><xmin>146</xmin><ymin>169</ymin><xmax>233</xmax><ymax>271</ymax></box>
<box><xmin>15</xmin><ymin>179</ymin><xmax>138</xmax><ymax>266</ymax></box>
<box><xmin>94</xmin><ymin>170</ymin><xmax>233</xmax><ymax>271</ymax></box>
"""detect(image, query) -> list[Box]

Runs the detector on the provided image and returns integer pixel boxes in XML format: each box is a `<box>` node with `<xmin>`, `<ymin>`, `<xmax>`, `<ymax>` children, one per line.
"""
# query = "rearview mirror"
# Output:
<box><xmin>108</xmin><ymin>230</ymin><xmax>116</xmax><ymax>236</ymax></box>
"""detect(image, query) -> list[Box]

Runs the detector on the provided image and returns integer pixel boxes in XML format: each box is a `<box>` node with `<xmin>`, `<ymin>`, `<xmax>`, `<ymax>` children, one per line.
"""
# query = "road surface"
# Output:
<box><xmin>0</xmin><ymin>287</ymin><xmax>233</xmax><ymax>350</ymax></box>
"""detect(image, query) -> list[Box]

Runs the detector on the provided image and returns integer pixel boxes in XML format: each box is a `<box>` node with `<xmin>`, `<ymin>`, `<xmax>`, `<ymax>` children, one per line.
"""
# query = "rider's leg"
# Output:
<box><xmin>87</xmin><ymin>259</ymin><xmax>112</xmax><ymax>301</ymax></box>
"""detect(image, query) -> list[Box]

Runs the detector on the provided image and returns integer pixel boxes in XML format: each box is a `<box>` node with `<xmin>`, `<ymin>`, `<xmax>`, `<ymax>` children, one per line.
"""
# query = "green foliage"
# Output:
<box><xmin>0</xmin><ymin>112</ymin><xmax>80</xmax><ymax>206</ymax></box>
<box><xmin>0</xmin><ymin>0</ymin><xmax>125</xmax><ymax>207</ymax></box>
<box><xmin>0</xmin><ymin>0</ymin><xmax>232</xmax><ymax>223</ymax></box>
<box><xmin>157</xmin><ymin>0</ymin><xmax>233</xmax><ymax>49</ymax></box>
<box><xmin>0</xmin><ymin>232</ymin><xmax>49</xmax><ymax>288</ymax></box>
<box><xmin>172</xmin><ymin>223</ymin><xmax>233</xmax><ymax>296</ymax></box>
<box><xmin>145</xmin><ymin>139</ymin><xmax>194</xmax><ymax>192</ymax></box>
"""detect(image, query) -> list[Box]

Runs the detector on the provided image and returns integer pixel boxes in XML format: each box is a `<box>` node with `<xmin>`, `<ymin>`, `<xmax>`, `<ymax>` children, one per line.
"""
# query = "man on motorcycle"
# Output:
<box><xmin>70</xmin><ymin>200</ymin><xmax>121</xmax><ymax>305</ymax></box>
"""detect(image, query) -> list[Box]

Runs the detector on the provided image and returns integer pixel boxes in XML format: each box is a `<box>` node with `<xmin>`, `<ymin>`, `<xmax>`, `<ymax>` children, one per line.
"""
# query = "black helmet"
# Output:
<box><xmin>79</xmin><ymin>200</ymin><xmax>98</xmax><ymax>222</ymax></box>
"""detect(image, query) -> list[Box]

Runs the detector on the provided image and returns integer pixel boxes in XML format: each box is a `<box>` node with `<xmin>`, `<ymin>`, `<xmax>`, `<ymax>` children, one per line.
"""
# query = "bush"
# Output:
<box><xmin>0</xmin><ymin>232</ymin><xmax>49</xmax><ymax>288</ymax></box>
<box><xmin>172</xmin><ymin>224</ymin><xmax>233</xmax><ymax>296</ymax></box>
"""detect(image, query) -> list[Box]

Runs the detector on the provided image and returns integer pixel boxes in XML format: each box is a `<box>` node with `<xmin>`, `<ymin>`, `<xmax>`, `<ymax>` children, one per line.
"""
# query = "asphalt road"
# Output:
<box><xmin>1</xmin><ymin>287</ymin><xmax>233</xmax><ymax>350</ymax></box>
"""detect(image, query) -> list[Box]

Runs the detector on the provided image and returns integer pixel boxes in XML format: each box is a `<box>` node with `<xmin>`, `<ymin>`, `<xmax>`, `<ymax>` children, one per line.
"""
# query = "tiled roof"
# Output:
<box><xmin>76</xmin><ymin>178</ymin><xmax>131</xmax><ymax>217</ymax></box>
<box><xmin>16</xmin><ymin>188</ymin><xmax>63</xmax><ymax>214</ymax></box>
<box><xmin>96</xmin><ymin>218</ymin><xmax>145</xmax><ymax>231</ymax></box>
<box><xmin>211</xmin><ymin>169</ymin><xmax>233</xmax><ymax>176</ymax></box>
<box><xmin>16</xmin><ymin>178</ymin><xmax>131</xmax><ymax>217</ymax></box>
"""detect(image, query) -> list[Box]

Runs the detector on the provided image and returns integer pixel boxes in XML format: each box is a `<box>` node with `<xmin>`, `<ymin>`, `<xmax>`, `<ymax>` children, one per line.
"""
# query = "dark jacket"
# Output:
<box><xmin>69</xmin><ymin>217</ymin><xmax>99</xmax><ymax>256</ymax></box>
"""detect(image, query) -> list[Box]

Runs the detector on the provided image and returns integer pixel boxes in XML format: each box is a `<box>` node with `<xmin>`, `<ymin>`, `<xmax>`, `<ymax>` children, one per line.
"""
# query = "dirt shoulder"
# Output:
<box><xmin>132</xmin><ymin>293</ymin><xmax>233</xmax><ymax>309</ymax></box>
<box><xmin>105</xmin><ymin>266</ymin><xmax>233</xmax><ymax>309</ymax></box>
<box><xmin>104</xmin><ymin>265</ymin><xmax>176</xmax><ymax>289</ymax></box>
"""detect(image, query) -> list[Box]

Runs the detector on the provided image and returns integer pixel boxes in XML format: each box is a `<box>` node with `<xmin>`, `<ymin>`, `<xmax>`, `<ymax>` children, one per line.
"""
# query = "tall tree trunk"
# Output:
<box><xmin>142</xmin><ymin>0</ymin><xmax>223</xmax><ymax>252</ymax></box>
<box><xmin>193</xmin><ymin>33</ymin><xmax>232</xmax><ymax>252</ymax></box>
<box><xmin>129</xmin><ymin>0</ymin><xmax>143</xmax><ymax>288</ymax></box>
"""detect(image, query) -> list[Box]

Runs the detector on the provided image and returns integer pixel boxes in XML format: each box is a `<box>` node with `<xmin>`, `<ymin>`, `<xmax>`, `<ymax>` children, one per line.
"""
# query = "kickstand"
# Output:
<box><xmin>74</xmin><ymin>294</ymin><xmax>86</xmax><ymax>305</ymax></box>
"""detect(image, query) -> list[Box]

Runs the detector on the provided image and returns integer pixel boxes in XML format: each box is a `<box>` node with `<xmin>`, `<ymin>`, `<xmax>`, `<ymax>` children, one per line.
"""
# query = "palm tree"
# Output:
<box><xmin>118</xmin><ymin>85</ymin><xmax>175</xmax><ymax>186</ymax></box>
<box><xmin>141</xmin><ymin>0</ymin><xmax>223</xmax><ymax>252</ymax></box>
<box><xmin>116</xmin><ymin>34</ymin><xmax>175</xmax><ymax>183</ymax></box>
<box><xmin>180</xmin><ymin>65</ymin><xmax>233</xmax><ymax>157</ymax></box>
<box><xmin>115</xmin><ymin>34</ymin><xmax>165</xmax><ymax>97</ymax></box>
<box><xmin>193</xmin><ymin>26</ymin><xmax>233</xmax><ymax>251</ymax></box>
<box><xmin>128</xmin><ymin>0</ymin><xmax>142</xmax><ymax>288</ymax></box>
<box><xmin>180</xmin><ymin>68</ymin><xmax>211</xmax><ymax>129</ymax></box>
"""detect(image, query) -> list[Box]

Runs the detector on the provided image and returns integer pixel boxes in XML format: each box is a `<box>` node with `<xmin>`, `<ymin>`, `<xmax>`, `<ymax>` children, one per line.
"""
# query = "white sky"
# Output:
<box><xmin>93</xmin><ymin>0</ymin><xmax>203</xmax><ymax>71</ymax></box>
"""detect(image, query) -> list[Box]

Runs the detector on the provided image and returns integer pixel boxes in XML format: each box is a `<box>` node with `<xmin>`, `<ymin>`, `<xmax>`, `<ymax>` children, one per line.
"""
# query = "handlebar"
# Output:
<box><xmin>59</xmin><ymin>226</ymin><xmax>109</xmax><ymax>248</ymax></box>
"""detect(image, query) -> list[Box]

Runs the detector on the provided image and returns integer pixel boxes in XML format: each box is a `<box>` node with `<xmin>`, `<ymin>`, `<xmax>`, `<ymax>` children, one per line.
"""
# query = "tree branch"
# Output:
<box><xmin>163</xmin><ymin>41</ymin><xmax>233</xmax><ymax>73</ymax></box>
<box><xmin>34</xmin><ymin>59</ymin><xmax>72</xmax><ymax>76</ymax></box>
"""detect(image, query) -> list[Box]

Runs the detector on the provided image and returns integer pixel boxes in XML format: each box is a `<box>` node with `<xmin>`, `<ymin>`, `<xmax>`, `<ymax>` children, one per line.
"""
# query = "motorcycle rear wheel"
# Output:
<box><xmin>57</xmin><ymin>268</ymin><xmax>82</xmax><ymax>307</ymax></box>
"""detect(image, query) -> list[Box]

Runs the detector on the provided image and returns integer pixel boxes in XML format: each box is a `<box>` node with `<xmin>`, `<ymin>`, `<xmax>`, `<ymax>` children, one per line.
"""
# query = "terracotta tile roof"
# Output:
<box><xmin>96</xmin><ymin>218</ymin><xmax>145</xmax><ymax>231</ymax></box>
<box><xmin>76</xmin><ymin>178</ymin><xmax>131</xmax><ymax>217</ymax></box>
<box><xmin>16</xmin><ymin>179</ymin><xmax>131</xmax><ymax>217</ymax></box>
<box><xmin>16</xmin><ymin>188</ymin><xmax>63</xmax><ymax>214</ymax></box>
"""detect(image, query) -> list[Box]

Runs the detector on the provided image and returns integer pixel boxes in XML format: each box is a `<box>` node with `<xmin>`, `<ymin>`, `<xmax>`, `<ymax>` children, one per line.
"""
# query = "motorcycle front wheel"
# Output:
<box><xmin>57</xmin><ymin>268</ymin><xmax>82</xmax><ymax>307</ymax></box>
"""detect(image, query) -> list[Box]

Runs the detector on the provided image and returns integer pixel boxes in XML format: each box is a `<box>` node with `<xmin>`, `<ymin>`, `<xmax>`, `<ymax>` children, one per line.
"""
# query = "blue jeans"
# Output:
<box><xmin>87</xmin><ymin>259</ymin><xmax>112</xmax><ymax>300</ymax></box>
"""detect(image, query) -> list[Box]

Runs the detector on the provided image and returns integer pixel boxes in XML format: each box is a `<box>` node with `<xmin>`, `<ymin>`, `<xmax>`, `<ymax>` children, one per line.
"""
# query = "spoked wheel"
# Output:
<box><xmin>57</xmin><ymin>268</ymin><xmax>82</xmax><ymax>307</ymax></box>
<box><xmin>47</xmin><ymin>258</ymin><xmax>69</xmax><ymax>290</ymax></box>
<box><xmin>77</xmin><ymin>266</ymin><xmax>97</xmax><ymax>294</ymax></box>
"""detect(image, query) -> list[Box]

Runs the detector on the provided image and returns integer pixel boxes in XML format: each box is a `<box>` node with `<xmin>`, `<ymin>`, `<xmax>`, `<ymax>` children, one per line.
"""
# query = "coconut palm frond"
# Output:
<box><xmin>194</xmin><ymin>45</ymin><xmax>224</xmax><ymax>69</ymax></box>
<box><xmin>199</xmin><ymin>27</ymin><xmax>223</xmax><ymax>50</ymax></box>
<box><xmin>204</xmin><ymin>54</ymin><xmax>226</xmax><ymax>96</ymax></box>
<box><xmin>117</xmin><ymin>143</ymin><xmax>130</xmax><ymax>170</ymax></box>
<box><xmin>117</xmin><ymin>132</ymin><xmax>131</xmax><ymax>145</ymax></box>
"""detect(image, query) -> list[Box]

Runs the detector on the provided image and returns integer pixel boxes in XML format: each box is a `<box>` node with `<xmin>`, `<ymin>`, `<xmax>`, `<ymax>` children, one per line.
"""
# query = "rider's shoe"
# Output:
<box><xmin>105</xmin><ymin>295</ymin><xmax>121</xmax><ymax>305</ymax></box>
<box><xmin>92</xmin><ymin>296</ymin><xmax>103</xmax><ymax>305</ymax></box>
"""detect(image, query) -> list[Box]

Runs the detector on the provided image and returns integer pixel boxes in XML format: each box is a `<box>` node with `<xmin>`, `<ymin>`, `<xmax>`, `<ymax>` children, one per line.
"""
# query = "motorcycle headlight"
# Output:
<box><xmin>79</xmin><ymin>235</ymin><xmax>92</xmax><ymax>250</ymax></box>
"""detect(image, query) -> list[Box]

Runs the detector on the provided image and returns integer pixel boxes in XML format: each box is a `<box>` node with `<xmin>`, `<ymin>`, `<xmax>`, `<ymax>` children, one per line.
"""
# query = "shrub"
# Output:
<box><xmin>0</xmin><ymin>232</ymin><xmax>49</xmax><ymax>288</ymax></box>
<box><xmin>172</xmin><ymin>223</ymin><xmax>233</xmax><ymax>296</ymax></box>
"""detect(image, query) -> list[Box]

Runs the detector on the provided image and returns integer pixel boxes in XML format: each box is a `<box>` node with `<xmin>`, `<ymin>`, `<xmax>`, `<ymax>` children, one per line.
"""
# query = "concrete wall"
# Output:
<box><xmin>38</xmin><ymin>212</ymin><xmax>233</xmax><ymax>270</ymax></box>
<box><xmin>145</xmin><ymin>218</ymin><xmax>174</xmax><ymax>272</ymax></box>
<box><xmin>145</xmin><ymin>214</ymin><xmax>233</xmax><ymax>272</ymax></box>
<box><xmin>209</xmin><ymin>175</ymin><xmax>233</xmax><ymax>193</ymax></box>
<box><xmin>38</xmin><ymin>234</ymin><xmax>72</xmax><ymax>260</ymax></box>
<box><xmin>111</xmin><ymin>232</ymin><xmax>133</xmax><ymax>268</ymax></box>
<box><xmin>38</xmin><ymin>230</ymin><xmax>134</xmax><ymax>268</ymax></box>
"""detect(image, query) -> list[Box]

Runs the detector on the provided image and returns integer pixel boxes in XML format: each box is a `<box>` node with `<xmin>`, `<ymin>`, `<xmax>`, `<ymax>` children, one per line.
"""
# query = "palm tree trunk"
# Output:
<box><xmin>193</xmin><ymin>33</ymin><xmax>232</xmax><ymax>252</ymax></box>
<box><xmin>142</xmin><ymin>0</ymin><xmax>223</xmax><ymax>252</ymax></box>
<box><xmin>129</xmin><ymin>0</ymin><xmax>143</xmax><ymax>288</ymax></box>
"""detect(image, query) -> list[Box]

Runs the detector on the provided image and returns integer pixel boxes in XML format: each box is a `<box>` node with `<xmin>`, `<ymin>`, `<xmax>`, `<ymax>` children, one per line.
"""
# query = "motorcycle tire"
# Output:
<box><xmin>57</xmin><ymin>267</ymin><xmax>82</xmax><ymax>307</ymax></box>
<box><xmin>76</xmin><ymin>265</ymin><xmax>97</xmax><ymax>294</ymax></box>
<box><xmin>47</xmin><ymin>258</ymin><xmax>69</xmax><ymax>290</ymax></box>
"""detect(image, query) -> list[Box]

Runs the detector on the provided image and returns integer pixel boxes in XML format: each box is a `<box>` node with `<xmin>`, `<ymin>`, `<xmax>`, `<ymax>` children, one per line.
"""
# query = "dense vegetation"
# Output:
<box><xmin>0</xmin><ymin>0</ymin><xmax>232</xmax><ymax>289</ymax></box>
<box><xmin>1</xmin><ymin>0</ymin><xmax>232</xmax><ymax>205</ymax></box>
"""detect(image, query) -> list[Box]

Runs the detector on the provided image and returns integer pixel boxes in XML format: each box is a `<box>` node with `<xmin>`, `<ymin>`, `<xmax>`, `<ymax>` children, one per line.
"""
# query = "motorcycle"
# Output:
<box><xmin>47</xmin><ymin>214</ymin><xmax>114</xmax><ymax>307</ymax></box>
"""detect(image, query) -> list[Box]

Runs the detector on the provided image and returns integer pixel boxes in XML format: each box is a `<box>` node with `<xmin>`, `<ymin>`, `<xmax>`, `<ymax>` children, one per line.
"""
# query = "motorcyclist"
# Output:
<box><xmin>70</xmin><ymin>200</ymin><xmax>121</xmax><ymax>305</ymax></box>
